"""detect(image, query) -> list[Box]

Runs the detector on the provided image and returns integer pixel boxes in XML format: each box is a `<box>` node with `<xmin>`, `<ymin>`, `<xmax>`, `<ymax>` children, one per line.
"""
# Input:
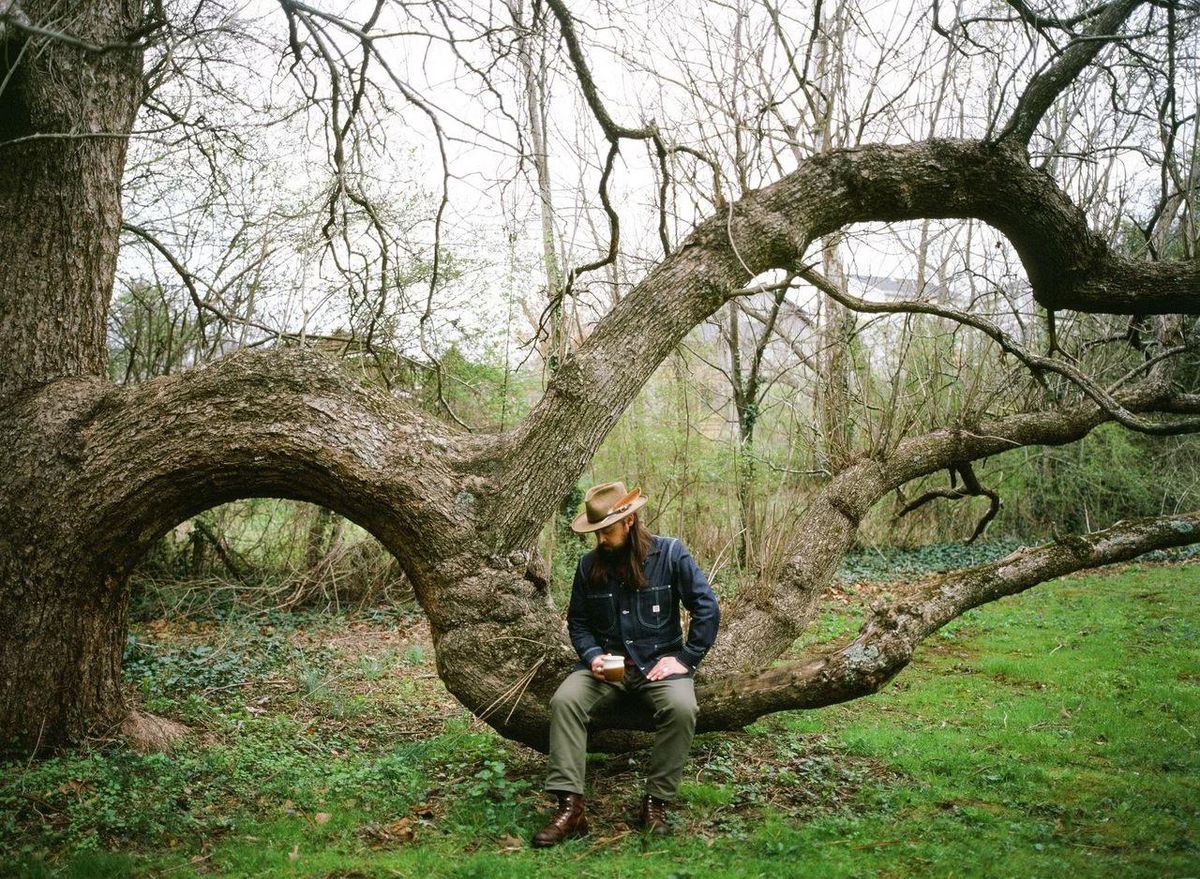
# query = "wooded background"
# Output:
<box><xmin>1</xmin><ymin>0</ymin><xmax>1198</xmax><ymax>754</ymax></box>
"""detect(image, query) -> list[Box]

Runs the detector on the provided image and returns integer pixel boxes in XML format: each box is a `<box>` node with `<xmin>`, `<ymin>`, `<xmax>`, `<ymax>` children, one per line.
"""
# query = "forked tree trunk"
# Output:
<box><xmin>3</xmin><ymin>344</ymin><xmax>1192</xmax><ymax>755</ymax></box>
<box><xmin>2</xmin><ymin>0</ymin><xmax>1197</xmax><ymax>757</ymax></box>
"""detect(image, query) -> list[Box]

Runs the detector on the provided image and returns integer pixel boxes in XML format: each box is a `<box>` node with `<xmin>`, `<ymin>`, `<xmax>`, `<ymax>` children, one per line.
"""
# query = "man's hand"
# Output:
<box><xmin>590</xmin><ymin>655</ymin><xmax>606</xmax><ymax>681</ymax></box>
<box><xmin>646</xmin><ymin>656</ymin><xmax>689</xmax><ymax>681</ymax></box>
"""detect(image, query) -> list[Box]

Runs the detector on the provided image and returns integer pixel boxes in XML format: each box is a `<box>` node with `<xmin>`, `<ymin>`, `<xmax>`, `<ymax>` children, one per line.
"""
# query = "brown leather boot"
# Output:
<box><xmin>639</xmin><ymin>793</ymin><xmax>671</xmax><ymax>835</ymax></box>
<box><xmin>531</xmin><ymin>791</ymin><xmax>588</xmax><ymax>848</ymax></box>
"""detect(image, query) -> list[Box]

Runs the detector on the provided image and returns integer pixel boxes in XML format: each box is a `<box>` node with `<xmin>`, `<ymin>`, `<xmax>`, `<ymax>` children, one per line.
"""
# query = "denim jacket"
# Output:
<box><xmin>567</xmin><ymin>534</ymin><xmax>720</xmax><ymax>678</ymax></box>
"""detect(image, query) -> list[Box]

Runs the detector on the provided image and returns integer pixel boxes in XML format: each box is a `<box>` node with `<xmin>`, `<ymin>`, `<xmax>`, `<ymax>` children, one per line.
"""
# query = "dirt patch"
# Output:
<box><xmin>120</xmin><ymin>710</ymin><xmax>192</xmax><ymax>753</ymax></box>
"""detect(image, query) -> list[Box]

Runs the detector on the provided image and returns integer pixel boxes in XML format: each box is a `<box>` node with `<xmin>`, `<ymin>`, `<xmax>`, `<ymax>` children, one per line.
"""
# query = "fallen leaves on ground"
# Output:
<box><xmin>358</xmin><ymin>816</ymin><xmax>416</xmax><ymax>847</ymax></box>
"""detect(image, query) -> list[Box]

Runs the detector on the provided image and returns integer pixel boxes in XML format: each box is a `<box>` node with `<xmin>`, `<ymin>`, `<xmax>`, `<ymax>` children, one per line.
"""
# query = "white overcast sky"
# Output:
<box><xmin>114</xmin><ymin>0</ymin><xmax>1194</xmax><ymax>364</ymax></box>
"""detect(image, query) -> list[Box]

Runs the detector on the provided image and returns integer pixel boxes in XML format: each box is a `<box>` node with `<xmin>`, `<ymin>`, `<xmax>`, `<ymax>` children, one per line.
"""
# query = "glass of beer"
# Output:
<box><xmin>601</xmin><ymin>653</ymin><xmax>625</xmax><ymax>682</ymax></box>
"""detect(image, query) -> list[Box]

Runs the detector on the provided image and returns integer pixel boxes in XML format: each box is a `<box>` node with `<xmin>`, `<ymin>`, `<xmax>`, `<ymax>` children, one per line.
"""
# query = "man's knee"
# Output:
<box><xmin>654</xmin><ymin>685</ymin><xmax>698</xmax><ymax>727</ymax></box>
<box><xmin>550</xmin><ymin>673</ymin><xmax>593</xmax><ymax>719</ymax></box>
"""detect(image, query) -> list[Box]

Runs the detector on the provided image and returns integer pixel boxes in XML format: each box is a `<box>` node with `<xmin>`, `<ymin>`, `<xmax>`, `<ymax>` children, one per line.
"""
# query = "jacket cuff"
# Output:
<box><xmin>580</xmin><ymin>646</ymin><xmax>604</xmax><ymax>664</ymax></box>
<box><xmin>680</xmin><ymin>646</ymin><xmax>705</xmax><ymax>669</ymax></box>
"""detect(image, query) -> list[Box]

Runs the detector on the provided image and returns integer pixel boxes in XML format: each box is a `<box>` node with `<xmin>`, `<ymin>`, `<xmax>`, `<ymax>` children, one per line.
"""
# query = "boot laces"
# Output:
<box><xmin>551</xmin><ymin>794</ymin><xmax>579</xmax><ymax>826</ymax></box>
<box><xmin>645</xmin><ymin>795</ymin><xmax>668</xmax><ymax>822</ymax></box>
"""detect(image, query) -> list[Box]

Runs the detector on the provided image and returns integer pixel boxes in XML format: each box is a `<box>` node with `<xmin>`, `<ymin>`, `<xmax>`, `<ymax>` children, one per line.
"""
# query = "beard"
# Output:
<box><xmin>596</xmin><ymin>541</ymin><xmax>632</xmax><ymax>581</ymax></box>
<box><xmin>596</xmin><ymin>543</ymin><xmax>626</xmax><ymax>563</ymax></box>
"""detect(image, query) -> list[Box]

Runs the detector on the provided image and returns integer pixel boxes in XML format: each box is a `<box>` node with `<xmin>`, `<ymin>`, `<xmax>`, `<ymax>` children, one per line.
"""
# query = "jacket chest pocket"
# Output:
<box><xmin>634</xmin><ymin>585</ymin><xmax>671</xmax><ymax>630</ymax></box>
<box><xmin>587</xmin><ymin>592</ymin><xmax>617</xmax><ymax>635</ymax></box>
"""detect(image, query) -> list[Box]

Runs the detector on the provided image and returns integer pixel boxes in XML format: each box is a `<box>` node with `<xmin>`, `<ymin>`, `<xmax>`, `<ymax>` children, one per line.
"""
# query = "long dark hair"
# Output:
<box><xmin>589</xmin><ymin>514</ymin><xmax>655</xmax><ymax>589</ymax></box>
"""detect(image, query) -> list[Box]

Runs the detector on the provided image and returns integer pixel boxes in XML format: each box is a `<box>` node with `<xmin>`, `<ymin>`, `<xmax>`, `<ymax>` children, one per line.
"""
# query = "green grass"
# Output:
<box><xmin>2</xmin><ymin>564</ymin><xmax>1197</xmax><ymax>877</ymax></box>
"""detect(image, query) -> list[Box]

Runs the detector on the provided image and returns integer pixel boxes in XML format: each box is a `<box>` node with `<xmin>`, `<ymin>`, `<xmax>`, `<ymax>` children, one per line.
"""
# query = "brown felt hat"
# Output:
<box><xmin>569</xmin><ymin>481</ymin><xmax>648</xmax><ymax>534</ymax></box>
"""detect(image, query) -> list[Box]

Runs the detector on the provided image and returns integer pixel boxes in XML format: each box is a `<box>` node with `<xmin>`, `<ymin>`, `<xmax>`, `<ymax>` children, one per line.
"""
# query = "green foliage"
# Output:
<box><xmin>129</xmin><ymin>499</ymin><xmax>419</xmax><ymax>619</ymax></box>
<box><xmin>106</xmin><ymin>281</ymin><xmax>201</xmax><ymax>385</ymax></box>
<box><xmin>549</xmin><ymin>531</ymin><xmax>588</xmax><ymax>608</ymax></box>
<box><xmin>997</xmin><ymin>424</ymin><xmax>1195</xmax><ymax>535</ymax></box>
<box><xmin>123</xmin><ymin>632</ymin><xmax>293</xmax><ymax>698</ymax></box>
<box><xmin>418</xmin><ymin>343</ymin><xmax>538</xmax><ymax>432</ymax></box>
<box><xmin>4</xmin><ymin>565</ymin><xmax>1197</xmax><ymax>877</ymax></box>
<box><xmin>836</xmin><ymin>536</ymin><xmax>1199</xmax><ymax>587</ymax></box>
<box><xmin>837</xmin><ymin>539</ymin><xmax>1027</xmax><ymax>582</ymax></box>
<box><xmin>0</xmin><ymin>713</ymin><xmax>434</xmax><ymax>865</ymax></box>
<box><xmin>448</xmin><ymin>754</ymin><xmax>532</xmax><ymax>835</ymax></box>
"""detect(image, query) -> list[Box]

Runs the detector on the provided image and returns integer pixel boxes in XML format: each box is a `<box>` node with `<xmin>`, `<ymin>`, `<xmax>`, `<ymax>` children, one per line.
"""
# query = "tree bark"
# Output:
<box><xmin>1</xmin><ymin>0</ymin><xmax>1198</xmax><ymax>753</ymax></box>
<box><xmin>0</xmin><ymin>0</ymin><xmax>141</xmax><ymax>752</ymax></box>
<box><xmin>817</xmin><ymin>255</ymin><xmax>854</xmax><ymax>473</ymax></box>
<box><xmin>0</xmin><ymin>0</ymin><xmax>143</xmax><ymax>402</ymax></box>
<box><xmin>1</xmin><ymin>342</ymin><xmax>1189</xmax><ymax>753</ymax></box>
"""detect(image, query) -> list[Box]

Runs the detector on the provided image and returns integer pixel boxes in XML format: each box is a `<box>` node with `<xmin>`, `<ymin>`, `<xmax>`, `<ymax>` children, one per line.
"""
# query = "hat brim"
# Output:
<box><xmin>569</xmin><ymin>495</ymin><xmax>648</xmax><ymax>534</ymax></box>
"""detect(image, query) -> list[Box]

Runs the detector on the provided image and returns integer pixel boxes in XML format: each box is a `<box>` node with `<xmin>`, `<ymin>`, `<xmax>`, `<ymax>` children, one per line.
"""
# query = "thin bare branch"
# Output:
<box><xmin>795</xmin><ymin>265</ymin><xmax>1200</xmax><ymax>436</ymax></box>
<box><xmin>996</xmin><ymin>0</ymin><xmax>1142</xmax><ymax>144</ymax></box>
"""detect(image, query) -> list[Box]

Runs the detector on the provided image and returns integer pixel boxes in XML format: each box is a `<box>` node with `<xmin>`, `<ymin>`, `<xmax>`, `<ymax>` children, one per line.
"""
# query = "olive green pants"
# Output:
<box><xmin>544</xmin><ymin>668</ymin><xmax>698</xmax><ymax>802</ymax></box>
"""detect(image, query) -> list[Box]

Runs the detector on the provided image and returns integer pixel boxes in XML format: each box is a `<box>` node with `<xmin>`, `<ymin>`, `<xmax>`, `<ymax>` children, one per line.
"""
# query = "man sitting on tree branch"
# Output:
<box><xmin>532</xmin><ymin>481</ymin><xmax>721</xmax><ymax>847</ymax></box>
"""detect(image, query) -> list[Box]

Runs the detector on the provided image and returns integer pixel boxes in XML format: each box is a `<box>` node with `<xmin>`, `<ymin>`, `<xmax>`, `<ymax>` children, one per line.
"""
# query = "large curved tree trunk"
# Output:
<box><xmin>2</xmin><ymin>0</ymin><xmax>1198</xmax><ymax>757</ymax></box>
<box><xmin>2</xmin><ymin>346</ymin><xmax>1193</xmax><ymax>754</ymax></box>
<box><xmin>0</xmin><ymin>351</ymin><xmax>494</xmax><ymax>750</ymax></box>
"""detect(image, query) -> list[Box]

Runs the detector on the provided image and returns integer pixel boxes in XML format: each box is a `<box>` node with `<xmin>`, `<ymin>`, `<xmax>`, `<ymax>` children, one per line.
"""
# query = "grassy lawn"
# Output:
<box><xmin>2</xmin><ymin>563</ymin><xmax>1197</xmax><ymax>878</ymax></box>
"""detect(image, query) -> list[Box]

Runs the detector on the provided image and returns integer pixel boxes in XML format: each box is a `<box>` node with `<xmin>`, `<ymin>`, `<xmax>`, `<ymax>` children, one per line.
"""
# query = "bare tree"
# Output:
<box><xmin>1</xmin><ymin>0</ymin><xmax>1198</xmax><ymax>755</ymax></box>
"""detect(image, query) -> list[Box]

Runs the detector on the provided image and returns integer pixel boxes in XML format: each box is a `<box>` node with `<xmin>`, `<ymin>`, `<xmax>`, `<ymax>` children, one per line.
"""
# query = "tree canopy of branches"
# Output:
<box><xmin>0</xmin><ymin>0</ymin><xmax>1197</xmax><ymax>755</ymax></box>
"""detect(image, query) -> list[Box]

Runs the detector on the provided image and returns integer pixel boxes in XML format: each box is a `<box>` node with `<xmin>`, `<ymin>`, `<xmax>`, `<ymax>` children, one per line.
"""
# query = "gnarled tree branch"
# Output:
<box><xmin>696</xmin><ymin>510</ymin><xmax>1200</xmax><ymax>729</ymax></box>
<box><xmin>482</xmin><ymin>137</ymin><xmax>1200</xmax><ymax>549</ymax></box>
<box><xmin>896</xmin><ymin>463</ymin><xmax>1002</xmax><ymax>545</ymax></box>
<box><xmin>706</xmin><ymin>379</ymin><xmax>1195</xmax><ymax>675</ymax></box>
